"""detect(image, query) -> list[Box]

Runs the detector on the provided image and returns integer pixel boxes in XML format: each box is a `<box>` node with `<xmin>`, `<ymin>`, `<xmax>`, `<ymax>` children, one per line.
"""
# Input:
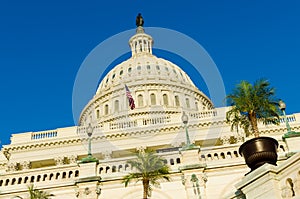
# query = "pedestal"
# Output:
<box><xmin>284</xmin><ymin>135</ymin><xmax>300</xmax><ymax>152</ymax></box>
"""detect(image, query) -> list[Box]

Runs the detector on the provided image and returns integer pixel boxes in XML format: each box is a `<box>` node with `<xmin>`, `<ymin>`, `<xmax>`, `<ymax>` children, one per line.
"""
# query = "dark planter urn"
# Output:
<box><xmin>239</xmin><ymin>137</ymin><xmax>278</xmax><ymax>172</ymax></box>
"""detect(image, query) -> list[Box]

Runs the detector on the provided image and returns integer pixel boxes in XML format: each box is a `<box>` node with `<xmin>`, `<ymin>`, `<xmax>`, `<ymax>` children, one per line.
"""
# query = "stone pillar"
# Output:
<box><xmin>181</xmin><ymin>170</ymin><xmax>207</xmax><ymax>199</ymax></box>
<box><xmin>179</xmin><ymin>147</ymin><xmax>207</xmax><ymax>199</ymax></box>
<box><xmin>284</xmin><ymin>136</ymin><xmax>300</xmax><ymax>153</ymax></box>
<box><xmin>180</xmin><ymin>147</ymin><xmax>201</xmax><ymax>166</ymax></box>
<box><xmin>76</xmin><ymin>162</ymin><xmax>101</xmax><ymax>199</ymax></box>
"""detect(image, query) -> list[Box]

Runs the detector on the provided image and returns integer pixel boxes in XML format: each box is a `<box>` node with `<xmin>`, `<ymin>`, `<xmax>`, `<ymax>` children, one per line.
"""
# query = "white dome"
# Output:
<box><xmin>79</xmin><ymin>26</ymin><xmax>213</xmax><ymax>126</ymax></box>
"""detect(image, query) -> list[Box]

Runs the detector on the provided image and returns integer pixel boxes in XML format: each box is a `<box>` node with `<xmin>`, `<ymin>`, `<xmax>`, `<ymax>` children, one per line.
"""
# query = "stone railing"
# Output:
<box><xmin>189</xmin><ymin>110</ymin><xmax>218</xmax><ymax>119</ymax></box>
<box><xmin>0</xmin><ymin>166</ymin><xmax>79</xmax><ymax>189</ymax></box>
<box><xmin>31</xmin><ymin>131</ymin><xmax>58</xmax><ymax>140</ymax></box>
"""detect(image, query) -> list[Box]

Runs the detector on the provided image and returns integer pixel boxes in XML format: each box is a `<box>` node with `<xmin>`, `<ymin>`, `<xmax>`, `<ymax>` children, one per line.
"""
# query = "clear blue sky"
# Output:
<box><xmin>0</xmin><ymin>1</ymin><xmax>299</xmax><ymax>147</ymax></box>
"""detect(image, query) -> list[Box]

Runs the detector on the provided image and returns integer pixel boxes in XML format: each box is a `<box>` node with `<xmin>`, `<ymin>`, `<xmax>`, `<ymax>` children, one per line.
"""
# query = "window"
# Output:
<box><xmin>170</xmin><ymin>159</ymin><xmax>174</xmax><ymax>165</ymax></box>
<box><xmin>138</xmin><ymin>94</ymin><xmax>144</xmax><ymax>107</ymax></box>
<box><xmin>286</xmin><ymin>178</ymin><xmax>295</xmax><ymax>196</ymax></box>
<box><xmin>11</xmin><ymin>178</ymin><xmax>16</xmax><ymax>185</ymax></box>
<box><xmin>104</xmin><ymin>104</ymin><xmax>109</xmax><ymax>115</ymax></box>
<box><xmin>112</xmin><ymin>74</ymin><xmax>115</xmax><ymax>79</ymax></box>
<box><xmin>147</xmin><ymin>65</ymin><xmax>151</xmax><ymax>70</ymax></box>
<box><xmin>75</xmin><ymin>170</ymin><xmax>79</xmax><ymax>177</ymax></box>
<box><xmin>175</xmin><ymin>96</ymin><xmax>180</xmax><ymax>107</ymax></box>
<box><xmin>156</xmin><ymin>65</ymin><xmax>160</xmax><ymax>70</ymax></box>
<box><xmin>186</xmin><ymin>98</ymin><xmax>190</xmax><ymax>108</ymax></box>
<box><xmin>128</xmin><ymin>67</ymin><xmax>132</xmax><ymax>73</ymax></box>
<box><xmin>137</xmin><ymin>65</ymin><xmax>141</xmax><ymax>70</ymax></box>
<box><xmin>120</xmin><ymin>70</ymin><xmax>123</xmax><ymax>75</ymax></box>
<box><xmin>96</xmin><ymin>110</ymin><xmax>100</xmax><ymax>118</ymax></box>
<box><xmin>150</xmin><ymin>93</ymin><xmax>156</xmax><ymax>105</ymax></box>
<box><xmin>163</xmin><ymin>94</ymin><xmax>168</xmax><ymax>106</ymax></box>
<box><xmin>62</xmin><ymin>172</ymin><xmax>66</xmax><ymax>179</ymax></box>
<box><xmin>195</xmin><ymin>101</ymin><xmax>199</xmax><ymax>111</ymax></box>
<box><xmin>114</xmin><ymin>100</ymin><xmax>119</xmax><ymax>112</ymax></box>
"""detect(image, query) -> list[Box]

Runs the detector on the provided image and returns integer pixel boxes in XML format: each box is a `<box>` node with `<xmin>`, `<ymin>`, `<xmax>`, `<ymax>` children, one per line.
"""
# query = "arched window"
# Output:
<box><xmin>55</xmin><ymin>173</ymin><xmax>60</xmax><ymax>180</ymax></box>
<box><xmin>49</xmin><ymin>174</ymin><xmax>53</xmax><ymax>181</ymax></box>
<box><xmin>75</xmin><ymin>170</ymin><xmax>79</xmax><ymax>177</ymax></box>
<box><xmin>138</xmin><ymin>94</ymin><xmax>144</xmax><ymax>107</ymax></box>
<box><xmin>11</xmin><ymin>178</ymin><xmax>16</xmax><ymax>185</ymax></box>
<box><xmin>104</xmin><ymin>104</ymin><xmax>109</xmax><ymax>115</ymax></box>
<box><xmin>114</xmin><ymin>100</ymin><xmax>119</xmax><ymax>112</ymax></box>
<box><xmin>62</xmin><ymin>172</ymin><xmax>67</xmax><ymax>179</ymax></box>
<box><xmin>68</xmin><ymin>171</ymin><xmax>73</xmax><ymax>178</ymax></box>
<box><xmin>106</xmin><ymin>166</ymin><xmax>110</xmax><ymax>173</ymax></box>
<box><xmin>96</xmin><ymin>110</ymin><xmax>100</xmax><ymax>118</ymax></box>
<box><xmin>163</xmin><ymin>94</ymin><xmax>168</xmax><ymax>106</ymax></box>
<box><xmin>175</xmin><ymin>96</ymin><xmax>180</xmax><ymax>107</ymax></box>
<box><xmin>186</xmin><ymin>98</ymin><xmax>190</xmax><ymax>108</ymax></box>
<box><xmin>150</xmin><ymin>93</ymin><xmax>156</xmax><ymax>105</ymax></box>
<box><xmin>195</xmin><ymin>101</ymin><xmax>199</xmax><ymax>111</ymax></box>
<box><xmin>125</xmin><ymin>164</ymin><xmax>129</xmax><ymax>171</ymax></box>
<box><xmin>170</xmin><ymin>159</ymin><xmax>174</xmax><ymax>165</ymax></box>
<box><xmin>286</xmin><ymin>178</ymin><xmax>296</xmax><ymax>196</ymax></box>
<box><xmin>118</xmin><ymin>165</ymin><xmax>123</xmax><ymax>172</ymax></box>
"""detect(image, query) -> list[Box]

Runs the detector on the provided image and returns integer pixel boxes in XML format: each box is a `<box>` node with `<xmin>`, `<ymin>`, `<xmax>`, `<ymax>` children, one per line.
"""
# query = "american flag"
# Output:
<box><xmin>125</xmin><ymin>85</ymin><xmax>135</xmax><ymax>110</ymax></box>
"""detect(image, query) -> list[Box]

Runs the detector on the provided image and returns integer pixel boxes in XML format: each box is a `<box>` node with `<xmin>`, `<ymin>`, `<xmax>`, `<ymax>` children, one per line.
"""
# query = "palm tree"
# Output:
<box><xmin>226</xmin><ymin>79</ymin><xmax>280</xmax><ymax>137</ymax></box>
<box><xmin>122</xmin><ymin>150</ymin><xmax>170</xmax><ymax>199</ymax></box>
<box><xmin>27</xmin><ymin>184</ymin><xmax>54</xmax><ymax>199</ymax></box>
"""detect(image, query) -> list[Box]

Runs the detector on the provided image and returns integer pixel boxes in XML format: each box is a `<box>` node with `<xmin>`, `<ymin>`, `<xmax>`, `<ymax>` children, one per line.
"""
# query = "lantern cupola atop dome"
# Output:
<box><xmin>129</xmin><ymin>13</ymin><xmax>153</xmax><ymax>57</ymax></box>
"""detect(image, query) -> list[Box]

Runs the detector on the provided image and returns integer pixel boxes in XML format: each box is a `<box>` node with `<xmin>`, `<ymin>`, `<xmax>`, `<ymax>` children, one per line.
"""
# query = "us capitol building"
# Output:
<box><xmin>1</xmin><ymin>16</ymin><xmax>300</xmax><ymax>199</ymax></box>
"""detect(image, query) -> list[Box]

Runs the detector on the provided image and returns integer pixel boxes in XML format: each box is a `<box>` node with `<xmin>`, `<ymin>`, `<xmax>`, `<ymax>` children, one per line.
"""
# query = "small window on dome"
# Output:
<box><xmin>165</xmin><ymin>67</ymin><xmax>169</xmax><ymax>71</ymax></box>
<box><xmin>186</xmin><ymin>98</ymin><xmax>190</xmax><ymax>108</ymax></box>
<box><xmin>106</xmin><ymin>78</ymin><xmax>109</xmax><ymax>83</ymax></box>
<box><xmin>175</xmin><ymin>96</ymin><xmax>180</xmax><ymax>107</ymax></box>
<box><xmin>112</xmin><ymin>74</ymin><xmax>115</xmax><ymax>79</ymax></box>
<box><xmin>137</xmin><ymin>66</ymin><xmax>141</xmax><ymax>70</ymax></box>
<box><xmin>173</xmin><ymin>69</ymin><xmax>177</xmax><ymax>74</ymax></box>
<box><xmin>163</xmin><ymin>94</ymin><xmax>168</xmax><ymax>106</ymax></box>
<box><xmin>104</xmin><ymin>104</ymin><xmax>109</xmax><ymax>115</ymax></box>
<box><xmin>128</xmin><ymin>67</ymin><xmax>132</xmax><ymax>73</ymax></box>
<box><xmin>147</xmin><ymin>65</ymin><xmax>151</xmax><ymax>70</ymax></box>
<box><xmin>156</xmin><ymin>65</ymin><xmax>160</xmax><ymax>70</ymax></box>
<box><xmin>120</xmin><ymin>70</ymin><xmax>123</xmax><ymax>75</ymax></box>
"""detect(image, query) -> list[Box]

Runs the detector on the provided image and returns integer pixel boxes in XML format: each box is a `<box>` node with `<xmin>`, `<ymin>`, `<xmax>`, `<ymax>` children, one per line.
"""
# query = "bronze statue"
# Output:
<box><xmin>136</xmin><ymin>13</ymin><xmax>144</xmax><ymax>27</ymax></box>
